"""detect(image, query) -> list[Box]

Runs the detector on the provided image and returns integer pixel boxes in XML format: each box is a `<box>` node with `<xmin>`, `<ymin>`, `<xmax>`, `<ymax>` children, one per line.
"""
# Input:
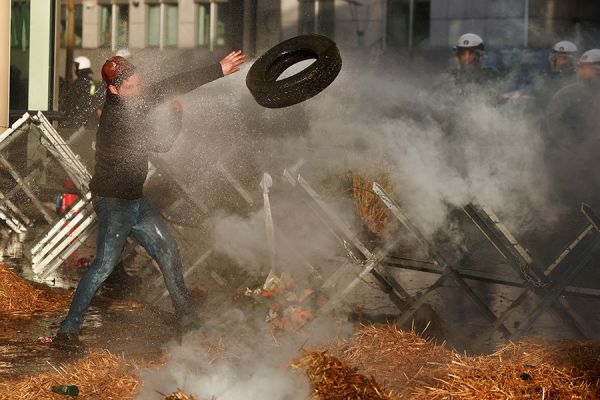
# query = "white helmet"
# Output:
<box><xmin>552</xmin><ymin>40</ymin><xmax>577</xmax><ymax>53</ymax></box>
<box><xmin>73</xmin><ymin>56</ymin><xmax>91</xmax><ymax>71</ymax></box>
<box><xmin>455</xmin><ymin>33</ymin><xmax>485</xmax><ymax>52</ymax></box>
<box><xmin>115</xmin><ymin>48</ymin><xmax>131</xmax><ymax>58</ymax></box>
<box><xmin>579</xmin><ymin>49</ymin><xmax>600</xmax><ymax>66</ymax></box>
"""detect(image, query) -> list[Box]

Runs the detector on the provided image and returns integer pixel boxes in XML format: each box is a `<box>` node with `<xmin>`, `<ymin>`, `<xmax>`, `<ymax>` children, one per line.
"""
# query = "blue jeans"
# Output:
<box><xmin>59</xmin><ymin>196</ymin><xmax>195</xmax><ymax>334</ymax></box>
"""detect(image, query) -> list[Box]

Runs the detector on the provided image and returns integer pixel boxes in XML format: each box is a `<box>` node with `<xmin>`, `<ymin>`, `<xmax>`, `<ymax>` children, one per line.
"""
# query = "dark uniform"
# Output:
<box><xmin>60</xmin><ymin>68</ymin><xmax>98</xmax><ymax>129</ymax></box>
<box><xmin>544</xmin><ymin>79</ymin><xmax>600</xmax><ymax>207</ymax></box>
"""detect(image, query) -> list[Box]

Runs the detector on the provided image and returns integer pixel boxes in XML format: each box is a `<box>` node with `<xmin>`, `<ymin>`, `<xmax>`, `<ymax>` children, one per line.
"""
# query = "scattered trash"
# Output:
<box><xmin>51</xmin><ymin>384</ymin><xmax>79</xmax><ymax>396</ymax></box>
<box><xmin>519</xmin><ymin>372</ymin><xmax>532</xmax><ymax>381</ymax></box>
<box><xmin>63</xmin><ymin>252</ymin><xmax>91</xmax><ymax>269</ymax></box>
<box><xmin>162</xmin><ymin>389</ymin><xmax>197</xmax><ymax>400</ymax></box>
<box><xmin>36</xmin><ymin>336</ymin><xmax>54</xmax><ymax>345</ymax></box>
<box><xmin>239</xmin><ymin>272</ymin><xmax>326</xmax><ymax>332</ymax></box>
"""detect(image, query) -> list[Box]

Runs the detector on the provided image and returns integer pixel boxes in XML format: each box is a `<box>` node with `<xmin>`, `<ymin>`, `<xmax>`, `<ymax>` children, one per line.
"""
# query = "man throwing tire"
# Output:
<box><xmin>51</xmin><ymin>51</ymin><xmax>245</xmax><ymax>352</ymax></box>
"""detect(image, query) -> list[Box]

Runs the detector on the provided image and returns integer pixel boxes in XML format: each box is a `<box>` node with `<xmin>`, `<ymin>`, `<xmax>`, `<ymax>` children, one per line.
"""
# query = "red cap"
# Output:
<box><xmin>101</xmin><ymin>56</ymin><xmax>136</xmax><ymax>87</ymax></box>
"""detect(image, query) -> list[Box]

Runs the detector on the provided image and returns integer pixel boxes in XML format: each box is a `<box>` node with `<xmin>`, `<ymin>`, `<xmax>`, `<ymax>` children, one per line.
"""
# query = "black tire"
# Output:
<box><xmin>246</xmin><ymin>35</ymin><xmax>342</xmax><ymax>108</ymax></box>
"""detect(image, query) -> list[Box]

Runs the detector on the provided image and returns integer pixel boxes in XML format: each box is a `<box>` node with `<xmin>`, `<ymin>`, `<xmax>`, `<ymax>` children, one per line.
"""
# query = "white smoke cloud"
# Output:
<box><xmin>130</xmin><ymin>47</ymin><xmax>584</xmax><ymax>395</ymax></box>
<box><xmin>134</xmin><ymin>332</ymin><xmax>311</xmax><ymax>400</ymax></box>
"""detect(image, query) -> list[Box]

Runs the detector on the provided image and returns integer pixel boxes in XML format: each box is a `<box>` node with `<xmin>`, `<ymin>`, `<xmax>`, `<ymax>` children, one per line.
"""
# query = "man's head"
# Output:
<box><xmin>101</xmin><ymin>56</ymin><xmax>140</xmax><ymax>97</ymax></box>
<box><xmin>550</xmin><ymin>40</ymin><xmax>577</xmax><ymax>73</ymax></box>
<box><xmin>576</xmin><ymin>49</ymin><xmax>600</xmax><ymax>81</ymax></box>
<box><xmin>454</xmin><ymin>33</ymin><xmax>484</xmax><ymax>70</ymax></box>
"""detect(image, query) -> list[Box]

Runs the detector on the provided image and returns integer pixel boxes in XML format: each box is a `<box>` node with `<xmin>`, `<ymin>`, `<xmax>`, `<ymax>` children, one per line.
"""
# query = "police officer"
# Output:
<box><xmin>503</xmin><ymin>40</ymin><xmax>578</xmax><ymax>113</ymax></box>
<box><xmin>545</xmin><ymin>49</ymin><xmax>600</xmax><ymax>207</ymax></box>
<box><xmin>60</xmin><ymin>56</ymin><xmax>98</xmax><ymax>129</ymax></box>
<box><xmin>538</xmin><ymin>40</ymin><xmax>578</xmax><ymax>101</ymax></box>
<box><xmin>547</xmin><ymin>49</ymin><xmax>600</xmax><ymax>140</ymax></box>
<box><xmin>427</xmin><ymin>33</ymin><xmax>502</xmax><ymax>114</ymax></box>
<box><xmin>549</xmin><ymin>40</ymin><xmax>578</xmax><ymax>75</ymax></box>
<box><xmin>451</xmin><ymin>33</ymin><xmax>501</xmax><ymax>88</ymax></box>
<box><xmin>425</xmin><ymin>33</ymin><xmax>502</xmax><ymax>129</ymax></box>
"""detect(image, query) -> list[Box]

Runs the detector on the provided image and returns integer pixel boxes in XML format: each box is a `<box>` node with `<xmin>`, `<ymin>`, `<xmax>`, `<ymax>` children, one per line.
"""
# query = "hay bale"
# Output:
<box><xmin>0</xmin><ymin>349</ymin><xmax>140</xmax><ymax>399</ymax></box>
<box><xmin>292</xmin><ymin>350</ymin><xmax>394</xmax><ymax>400</ymax></box>
<box><xmin>0</xmin><ymin>263</ymin><xmax>71</xmax><ymax>314</ymax></box>
<box><xmin>347</xmin><ymin>151</ymin><xmax>400</xmax><ymax>239</ymax></box>
<box><xmin>329</xmin><ymin>325</ymin><xmax>453</xmax><ymax>398</ymax></box>
<box><xmin>351</xmin><ymin>171</ymin><xmax>399</xmax><ymax>239</ymax></box>
<box><xmin>412</xmin><ymin>340</ymin><xmax>600</xmax><ymax>400</ymax></box>
<box><xmin>318</xmin><ymin>325</ymin><xmax>600</xmax><ymax>400</ymax></box>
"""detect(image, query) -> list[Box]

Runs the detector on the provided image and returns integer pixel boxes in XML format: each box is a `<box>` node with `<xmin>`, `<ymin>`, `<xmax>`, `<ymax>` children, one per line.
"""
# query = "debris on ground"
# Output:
<box><xmin>238</xmin><ymin>272</ymin><xmax>326</xmax><ymax>332</ymax></box>
<box><xmin>2</xmin><ymin>317</ymin><xmax>599</xmax><ymax>400</ymax></box>
<box><xmin>0</xmin><ymin>349</ymin><xmax>140</xmax><ymax>399</ymax></box>
<box><xmin>163</xmin><ymin>389</ymin><xmax>197</xmax><ymax>399</ymax></box>
<box><xmin>51</xmin><ymin>384</ymin><xmax>79</xmax><ymax>396</ymax></box>
<box><xmin>0</xmin><ymin>263</ymin><xmax>72</xmax><ymax>314</ymax></box>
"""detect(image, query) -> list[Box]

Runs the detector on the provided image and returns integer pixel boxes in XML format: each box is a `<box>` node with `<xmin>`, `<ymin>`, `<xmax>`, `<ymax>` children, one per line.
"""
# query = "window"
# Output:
<box><xmin>147</xmin><ymin>4</ymin><xmax>161</xmax><ymax>47</ymax></box>
<box><xmin>11</xmin><ymin>0</ymin><xmax>30</xmax><ymax>50</ymax></box>
<box><xmin>117</xmin><ymin>5</ymin><xmax>129</xmax><ymax>48</ymax></box>
<box><xmin>165</xmin><ymin>4</ymin><xmax>178</xmax><ymax>47</ymax></box>
<box><xmin>298</xmin><ymin>0</ymin><xmax>315</xmax><ymax>35</ymax></box>
<box><xmin>196</xmin><ymin>1</ymin><xmax>229</xmax><ymax>49</ymax></box>
<box><xmin>197</xmin><ymin>3</ymin><xmax>210</xmax><ymax>46</ymax></box>
<box><xmin>317</xmin><ymin>0</ymin><xmax>334</xmax><ymax>37</ymax></box>
<box><xmin>147</xmin><ymin>2</ymin><xmax>178</xmax><ymax>48</ymax></box>
<box><xmin>215</xmin><ymin>3</ymin><xmax>228</xmax><ymax>46</ymax></box>
<box><xmin>100</xmin><ymin>3</ymin><xmax>129</xmax><ymax>49</ymax></box>
<box><xmin>387</xmin><ymin>0</ymin><xmax>430</xmax><ymax>47</ymax></box>
<box><xmin>10</xmin><ymin>0</ymin><xmax>30</xmax><ymax>110</ymax></box>
<box><xmin>100</xmin><ymin>5</ymin><xmax>112</xmax><ymax>47</ymax></box>
<box><xmin>60</xmin><ymin>4</ymin><xmax>83</xmax><ymax>48</ymax></box>
<box><xmin>298</xmin><ymin>0</ymin><xmax>333</xmax><ymax>37</ymax></box>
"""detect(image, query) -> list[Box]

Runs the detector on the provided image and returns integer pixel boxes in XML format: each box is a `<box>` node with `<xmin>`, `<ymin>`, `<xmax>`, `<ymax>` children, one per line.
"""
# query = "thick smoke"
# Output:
<box><xmin>134</xmin><ymin>325</ymin><xmax>311</xmax><ymax>400</ymax></box>
<box><xmin>165</xmin><ymin>54</ymin><xmax>560</xmax><ymax>245</ymax></box>
<box><xmin>127</xmin><ymin>44</ymin><xmax>600</xmax><ymax>393</ymax></box>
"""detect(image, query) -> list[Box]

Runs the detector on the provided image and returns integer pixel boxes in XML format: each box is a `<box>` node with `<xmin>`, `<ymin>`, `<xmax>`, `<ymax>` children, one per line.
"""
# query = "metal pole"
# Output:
<box><xmin>112</xmin><ymin>3</ymin><xmax>118</xmax><ymax>51</ymax></box>
<box><xmin>209</xmin><ymin>0</ymin><xmax>216</xmax><ymax>52</ymax></box>
<box><xmin>381</xmin><ymin>0</ymin><xmax>388</xmax><ymax>51</ymax></box>
<box><xmin>0</xmin><ymin>1</ymin><xmax>10</xmax><ymax>129</ymax></box>
<box><xmin>314</xmin><ymin>0</ymin><xmax>320</xmax><ymax>34</ymax></box>
<box><xmin>408</xmin><ymin>0</ymin><xmax>415</xmax><ymax>48</ymax></box>
<box><xmin>159</xmin><ymin>2</ymin><xmax>165</xmax><ymax>50</ymax></box>
<box><xmin>524</xmin><ymin>0</ymin><xmax>529</xmax><ymax>47</ymax></box>
<box><xmin>65</xmin><ymin>0</ymin><xmax>75</xmax><ymax>86</ymax></box>
<box><xmin>0</xmin><ymin>154</ymin><xmax>54</xmax><ymax>223</ymax></box>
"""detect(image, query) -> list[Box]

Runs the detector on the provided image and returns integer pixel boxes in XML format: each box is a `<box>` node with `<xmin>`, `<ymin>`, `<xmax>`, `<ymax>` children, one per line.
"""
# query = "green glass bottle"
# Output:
<box><xmin>51</xmin><ymin>384</ymin><xmax>80</xmax><ymax>396</ymax></box>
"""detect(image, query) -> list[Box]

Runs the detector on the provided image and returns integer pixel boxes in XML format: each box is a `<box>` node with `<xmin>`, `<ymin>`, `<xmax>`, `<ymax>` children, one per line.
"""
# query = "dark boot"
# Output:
<box><xmin>175</xmin><ymin>313</ymin><xmax>202</xmax><ymax>343</ymax></box>
<box><xmin>49</xmin><ymin>332</ymin><xmax>86</xmax><ymax>353</ymax></box>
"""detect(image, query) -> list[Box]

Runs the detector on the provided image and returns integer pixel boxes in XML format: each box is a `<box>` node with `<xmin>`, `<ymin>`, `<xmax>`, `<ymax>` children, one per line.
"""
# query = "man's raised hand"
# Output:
<box><xmin>220</xmin><ymin>50</ymin><xmax>246</xmax><ymax>76</ymax></box>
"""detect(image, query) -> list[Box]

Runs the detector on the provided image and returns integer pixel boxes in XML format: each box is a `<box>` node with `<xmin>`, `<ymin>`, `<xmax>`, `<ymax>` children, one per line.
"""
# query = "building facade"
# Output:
<box><xmin>6</xmin><ymin>0</ymin><xmax>600</xmax><ymax>114</ymax></box>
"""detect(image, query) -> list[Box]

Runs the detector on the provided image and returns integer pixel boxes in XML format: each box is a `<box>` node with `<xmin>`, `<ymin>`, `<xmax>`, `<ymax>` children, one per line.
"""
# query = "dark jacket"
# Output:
<box><xmin>544</xmin><ymin>79</ymin><xmax>600</xmax><ymax>206</ymax></box>
<box><xmin>60</xmin><ymin>69</ymin><xmax>97</xmax><ymax>128</ymax></box>
<box><xmin>89</xmin><ymin>63</ymin><xmax>223</xmax><ymax>199</ymax></box>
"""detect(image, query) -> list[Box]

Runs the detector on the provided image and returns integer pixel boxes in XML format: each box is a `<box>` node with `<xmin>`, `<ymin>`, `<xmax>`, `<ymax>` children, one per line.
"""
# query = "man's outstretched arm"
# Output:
<box><xmin>153</xmin><ymin>51</ymin><xmax>246</xmax><ymax>101</ymax></box>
